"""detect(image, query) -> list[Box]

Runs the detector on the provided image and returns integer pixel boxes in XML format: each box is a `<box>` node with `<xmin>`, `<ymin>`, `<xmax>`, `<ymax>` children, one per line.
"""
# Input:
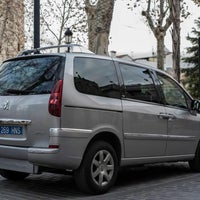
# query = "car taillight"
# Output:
<box><xmin>48</xmin><ymin>80</ymin><xmax>63</xmax><ymax>117</ymax></box>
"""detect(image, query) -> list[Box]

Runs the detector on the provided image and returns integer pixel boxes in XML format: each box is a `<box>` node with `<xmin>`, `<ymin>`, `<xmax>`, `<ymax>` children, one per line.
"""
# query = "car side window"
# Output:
<box><xmin>120</xmin><ymin>63</ymin><xmax>159</xmax><ymax>103</ymax></box>
<box><xmin>156</xmin><ymin>73</ymin><xmax>188</xmax><ymax>109</ymax></box>
<box><xmin>74</xmin><ymin>57</ymin><xmax>120</xmax><ymax>99</ymax></box>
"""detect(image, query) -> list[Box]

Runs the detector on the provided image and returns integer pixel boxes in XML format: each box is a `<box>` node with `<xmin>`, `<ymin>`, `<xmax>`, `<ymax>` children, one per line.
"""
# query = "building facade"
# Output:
<box><xmin>0</xmin><ymin>0</ymin><xmax>24</xmax><ymax>63</ymax></box>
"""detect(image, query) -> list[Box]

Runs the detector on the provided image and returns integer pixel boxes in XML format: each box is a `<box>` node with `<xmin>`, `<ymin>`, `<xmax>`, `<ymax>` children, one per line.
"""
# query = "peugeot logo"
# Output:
<box><xmin>3</xmin><ymin>101</ymin><xmax>10</xmax><ymax>110</ymax></box>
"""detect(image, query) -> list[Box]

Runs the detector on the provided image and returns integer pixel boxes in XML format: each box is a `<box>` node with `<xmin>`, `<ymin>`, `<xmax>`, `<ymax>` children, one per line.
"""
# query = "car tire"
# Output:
<box><xmin>189</xmin><ymin>142</ymin><xmax>200</xmax><ymax>172</ymax></box>
<box><xmin>74</xmin><ymin>141</ymin><xmax>119</xmax><ymax>194</ymax></box>
<box><xmin>0</xmin><ymin>169</ymin><xmax>29</xmax><ymax>181</ymax></box>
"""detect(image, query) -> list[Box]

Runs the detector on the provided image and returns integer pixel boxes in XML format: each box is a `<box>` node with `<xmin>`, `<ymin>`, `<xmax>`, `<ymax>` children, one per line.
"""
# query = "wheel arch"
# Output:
<box><xmin>84</xmin><ymin>132</ymin><xmax>122</xmax><ymax>166</ymax></box>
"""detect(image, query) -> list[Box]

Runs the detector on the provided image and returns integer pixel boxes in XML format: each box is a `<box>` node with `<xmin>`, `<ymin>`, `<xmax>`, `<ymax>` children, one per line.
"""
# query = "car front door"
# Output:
<box><xmin>156</xmin><ymin>72</ymin><xmax>200</xmax><ymax>156</ymax></box>
<box><xmin>119</xmin><ymin>63</ymin><xmax>168</xmax><ymax>159</ymax></box>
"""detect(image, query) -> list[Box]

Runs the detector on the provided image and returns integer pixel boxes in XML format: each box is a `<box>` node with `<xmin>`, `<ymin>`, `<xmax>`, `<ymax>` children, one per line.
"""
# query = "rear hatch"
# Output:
<box><xmin>0</xmin><ymin>55</ymin><xmax>65</xmax><ymax>148</ymax></box>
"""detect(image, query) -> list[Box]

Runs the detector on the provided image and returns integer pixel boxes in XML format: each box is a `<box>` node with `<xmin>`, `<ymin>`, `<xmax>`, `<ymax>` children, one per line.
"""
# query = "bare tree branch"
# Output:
<box><xmin>24</xmin><ymin>0</ymin><xmax>87</xmax><ymax>48</ymax></box>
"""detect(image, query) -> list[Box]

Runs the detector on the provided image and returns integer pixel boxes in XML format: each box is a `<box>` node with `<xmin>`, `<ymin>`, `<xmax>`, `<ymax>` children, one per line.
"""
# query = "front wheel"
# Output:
<box><xmin>74</xmin><ymin>141</ymin><xmax>119</xmax><ymax>194</ymax></box>
<box><xmin>189</xmin><ymin>142</ymin><xmax>200</xmax><ymax>172</ymax></box>
<box><xmin>0</xmin><ymin>169</ymin><xmax>29</xmax><ymax>181</ymax></box>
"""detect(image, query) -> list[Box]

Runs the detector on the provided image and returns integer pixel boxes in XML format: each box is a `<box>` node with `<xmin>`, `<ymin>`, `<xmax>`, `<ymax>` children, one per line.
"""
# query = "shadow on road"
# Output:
<box><xmin>0</xmin><ymin>162</ymin><xmax>192</xmax><ymax>199</ymax></box>
<box><xmin>116</xmin><ymin>162</ymin><xmax>191</xmax><ymax>187</ymax></box>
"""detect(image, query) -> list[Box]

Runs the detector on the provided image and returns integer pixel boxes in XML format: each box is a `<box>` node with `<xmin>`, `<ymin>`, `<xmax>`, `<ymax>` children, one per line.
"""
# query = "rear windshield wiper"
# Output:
<box><xmin>5</xmin><ymin>89</ymin><xmax>51</xmax><ymax>95</ymax></box>
<box><xmin>6</xmin><ymin>89</ymin><xmax>33</xmax><ymax>95</ymax></box>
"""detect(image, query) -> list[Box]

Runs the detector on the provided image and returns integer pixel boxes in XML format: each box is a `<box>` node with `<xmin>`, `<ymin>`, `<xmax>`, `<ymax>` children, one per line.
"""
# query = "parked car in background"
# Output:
<box><xmin>0</xmin><ymin>44</ymin><xmax>199</xmax><ymax>194</ymax></box>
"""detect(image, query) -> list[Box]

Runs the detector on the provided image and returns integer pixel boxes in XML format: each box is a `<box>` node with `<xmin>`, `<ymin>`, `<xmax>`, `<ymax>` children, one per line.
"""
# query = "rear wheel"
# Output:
<box><xmin>0</xmin><ymin>169</ymin><xmax>29</xmax><ymax>181</ymax></box>
<box><xmin>74</xmin><ymin>141</ymin><xmax>119</xmax><ymax>194</ymax></box>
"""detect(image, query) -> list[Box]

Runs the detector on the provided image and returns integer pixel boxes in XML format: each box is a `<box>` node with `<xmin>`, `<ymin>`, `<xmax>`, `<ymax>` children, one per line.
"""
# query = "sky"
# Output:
<box><xmin>109</xmin><ymin>0</ymin><xmax>200</xmax><ymax>56</ymax></box>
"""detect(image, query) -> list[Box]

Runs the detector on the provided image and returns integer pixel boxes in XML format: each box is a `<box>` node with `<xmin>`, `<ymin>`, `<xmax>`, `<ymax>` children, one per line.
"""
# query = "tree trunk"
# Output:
<box><xmin>156</xmin><ymin>33</ymin><xmax>165</xmax><ymax>70</ymax></box>
<box><xmin>141</xmin><ymin>0</ymin><xmax>173</xmax><ymax>71</ymax></box>
<box><xmin>85</xmin><ymin>0</ymin><xmax>115</xmax><ymax>55</ymax></box>
<box><xmin>172</xmin><ymin>0</ymin><xmax>181</xmax><ymax>82</ymax></box>
<box><xmin>0</xmin><ymin>0</ymin><xmax>24</xmax><ymax>62</ymax></box>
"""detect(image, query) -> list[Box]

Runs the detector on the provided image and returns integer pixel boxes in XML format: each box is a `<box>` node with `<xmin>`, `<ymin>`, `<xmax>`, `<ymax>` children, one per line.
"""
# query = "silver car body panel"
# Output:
<box><xmin>0</xmin><ymin>52</ymin><xmax>199</xmax><ymax>174</ymax></box>
<box><xmin>165</xmin><ymin>106</ymin><xmax>199</xmax><ymax>155</ymax></box>
<box><xmin>122</xmin><ymin>100</ymin><xmax>167</xmax><ymax>158</ymax></box>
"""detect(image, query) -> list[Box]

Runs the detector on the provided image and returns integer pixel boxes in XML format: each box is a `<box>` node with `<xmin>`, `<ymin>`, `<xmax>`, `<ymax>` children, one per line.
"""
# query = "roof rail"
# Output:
<box><xmin>18</xmin><ymin>44</ymin><xmax>94</xmax><ymax>56</ymax></box>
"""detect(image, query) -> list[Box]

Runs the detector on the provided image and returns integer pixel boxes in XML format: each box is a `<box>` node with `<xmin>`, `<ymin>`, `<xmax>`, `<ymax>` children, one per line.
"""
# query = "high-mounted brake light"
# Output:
<box><xmin>48</xmin><ymin>80</ymin><xmax>63</xmax><ymax>117</ymax></box>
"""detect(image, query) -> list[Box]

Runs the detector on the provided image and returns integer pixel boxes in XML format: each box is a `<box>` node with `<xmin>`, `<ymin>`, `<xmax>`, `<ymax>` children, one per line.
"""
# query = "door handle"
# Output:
<box><xmin>159</xmin><ymin>113</ymin><xmax>176</xmax><ymax>120</ymax></box>
<box><xmin>159</xmin><ymin>113</ymin><xmax>170</xmax><ymax>120</ymax></box>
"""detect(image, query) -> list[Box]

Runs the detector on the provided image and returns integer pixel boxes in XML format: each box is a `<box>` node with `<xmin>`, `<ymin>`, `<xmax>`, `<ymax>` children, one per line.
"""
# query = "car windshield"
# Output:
<box><xmin>0</xmin><ymin>56</ymin><xmax>65</xmax><ymax>96</ymax></box>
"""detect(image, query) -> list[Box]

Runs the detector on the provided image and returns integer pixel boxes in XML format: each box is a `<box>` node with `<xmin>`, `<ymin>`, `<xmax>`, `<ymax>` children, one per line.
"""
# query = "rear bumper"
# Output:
<box><xmin>0</xmin><ymin>144</ymin><xmax>36</xmax><ymax>173</ymax></box>
<box><xmin>0</xmin><ymin>157</ymin><xmax>37</xmax><ymax>173</ymax></box>
<box><xmin>28</xmin><ymin>147</ymin><xmax>82</xmax><ymax>170</ymax></box>
<box><xmin>0</xmin><ymin>128</ymin><xmax>92</xmax><ymax>172</ymax></box>
<box><xmin>28</xmin><ymin>128</ymin><xmax>92</xmax><ymax>170</ymax></box>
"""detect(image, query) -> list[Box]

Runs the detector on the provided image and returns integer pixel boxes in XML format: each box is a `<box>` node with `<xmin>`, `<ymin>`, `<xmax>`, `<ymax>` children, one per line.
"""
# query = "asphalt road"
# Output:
<box><xmin>1</xmin><ymin>162</ymin><xmax>200</xmax><ymax>200</ymax></box>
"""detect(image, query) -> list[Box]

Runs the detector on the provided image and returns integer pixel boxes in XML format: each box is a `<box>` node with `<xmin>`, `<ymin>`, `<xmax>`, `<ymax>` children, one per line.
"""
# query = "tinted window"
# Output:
<box><xmin>157</xmin><ymin>73</ymin><xmax>188</xmax><ymax>109</ymax></box>
<box><xmin>74</xmin><ymin>57</ymin><xmax>120</xmax><ymax>98</ymax></box>
<box><xmin>120</xmin><ymin>63</ymin><xmax>159</xmax><ymax>103</ymax></box>
<box><xmin>0</xmin><ymin>56</ymin><xmax>64</xmax><ymax>95</ymax></box>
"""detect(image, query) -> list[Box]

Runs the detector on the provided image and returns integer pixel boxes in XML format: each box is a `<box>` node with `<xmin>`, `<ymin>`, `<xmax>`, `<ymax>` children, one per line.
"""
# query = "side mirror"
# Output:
<box><xmin>191</xmin><ymin>100</ymin><xmax>200</xmax><ymax>113</ymax></box>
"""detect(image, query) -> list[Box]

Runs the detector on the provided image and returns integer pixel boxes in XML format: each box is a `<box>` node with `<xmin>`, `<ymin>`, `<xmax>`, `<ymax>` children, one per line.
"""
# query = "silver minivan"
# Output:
<box><xmin>0</xmin><ymin>45</ymin><xmax>200</xmax><ymax>194</ymax></box>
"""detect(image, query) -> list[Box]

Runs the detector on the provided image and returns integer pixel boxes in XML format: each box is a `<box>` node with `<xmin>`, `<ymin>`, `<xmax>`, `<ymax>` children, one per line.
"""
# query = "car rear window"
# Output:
<box><xmin>0</xmin><ymin>56</ymin><xmax>65</xmax><ymax>96</ymax></box>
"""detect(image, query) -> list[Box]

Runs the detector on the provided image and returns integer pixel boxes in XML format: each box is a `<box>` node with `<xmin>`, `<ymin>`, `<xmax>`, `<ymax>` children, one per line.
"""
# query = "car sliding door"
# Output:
<box><xmin>119</xmin><ymin>63</ymin><xmax>167</xmax><ymax>159</ymax></box>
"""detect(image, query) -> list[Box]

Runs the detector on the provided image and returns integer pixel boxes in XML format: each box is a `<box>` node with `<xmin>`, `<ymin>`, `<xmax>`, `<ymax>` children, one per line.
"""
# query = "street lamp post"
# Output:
<box><xmin>34</xmin><ymin>0</ymin><xmax>40</xmax><ymax>49</ymax></box>
<box><xmin>64</xmin><ymin>28</ymin><xmax>73</xmax><ymax>52</ymax></box>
